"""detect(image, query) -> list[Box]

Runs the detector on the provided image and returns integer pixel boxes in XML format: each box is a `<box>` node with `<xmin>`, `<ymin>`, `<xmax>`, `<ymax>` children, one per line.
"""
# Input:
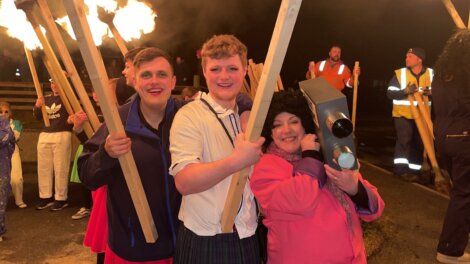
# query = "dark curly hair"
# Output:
<box><xmin>261</xmin><ymin>89</ymin><xmax>316</xmax><ymax>151</ymax></box>
<box><xmin>434</xmin><ymin>29</ymin><xmax>470</xmax><ymax>83</ymax></box>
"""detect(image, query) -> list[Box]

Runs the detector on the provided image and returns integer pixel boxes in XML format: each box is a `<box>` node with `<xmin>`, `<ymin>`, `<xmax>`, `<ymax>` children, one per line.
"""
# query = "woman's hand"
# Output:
<box><xmin>104</xmin><ymin>132</ymin><xmax>132</xmax><ymax>158</ymax></box>
<box><xmin>325</xmin><ymin>164</ymin><xmax>359</xmax><ymax>195</ymax></box>
<box><xmin>300</xmin><ymin>133</ymin><xmax>320</xmax><ymax>151</ymax></box>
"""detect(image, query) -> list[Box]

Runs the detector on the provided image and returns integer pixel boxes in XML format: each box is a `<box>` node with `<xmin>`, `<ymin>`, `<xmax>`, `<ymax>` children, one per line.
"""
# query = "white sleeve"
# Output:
<box><xmin>169</xmin><ymin>105</ymin><xmax>204</xmax><ymax>177</ymax></box>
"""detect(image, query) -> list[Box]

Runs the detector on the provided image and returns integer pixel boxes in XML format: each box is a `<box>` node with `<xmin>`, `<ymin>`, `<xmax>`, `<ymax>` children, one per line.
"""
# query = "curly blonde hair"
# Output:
<box><xmin>201</xmin><ymin>34</ymin><xmax>247</xmax><ymax>70</ymax></box>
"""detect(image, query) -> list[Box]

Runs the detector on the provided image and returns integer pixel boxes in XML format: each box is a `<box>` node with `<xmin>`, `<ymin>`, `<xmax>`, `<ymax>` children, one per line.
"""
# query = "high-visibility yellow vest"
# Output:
<box><xmin>391</xmin><ymin>67</ymin><xmax>433</xmax><ymax>119</ymax></box>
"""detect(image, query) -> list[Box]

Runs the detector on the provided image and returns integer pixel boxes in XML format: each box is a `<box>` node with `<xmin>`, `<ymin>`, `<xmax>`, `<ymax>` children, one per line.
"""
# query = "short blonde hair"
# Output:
<box><xmin>201</xmin><ymin>35</ymin><xmax>247</xmax><ymax>70</ymax></box>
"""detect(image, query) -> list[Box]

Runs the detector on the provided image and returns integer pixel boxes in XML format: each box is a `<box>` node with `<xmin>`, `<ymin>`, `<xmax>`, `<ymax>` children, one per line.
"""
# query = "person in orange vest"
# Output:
<box><xmin>306</xmin><ymin>45</ymin><xmax>360</xmax><ymax>114</ymax></box>
<box><xmin>386</xmin><ymin>48</ymin><xmax>433</xmax><ymax>182</ymax></box>
<box><xmin>306</xmin><ymin>45</ymin><xmax>360</xmax><ymax>92</ymax></box>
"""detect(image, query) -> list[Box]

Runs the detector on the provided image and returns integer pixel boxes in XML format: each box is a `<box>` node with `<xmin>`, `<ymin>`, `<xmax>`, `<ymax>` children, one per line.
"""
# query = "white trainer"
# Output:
<box><xmin>437</xmin><ymin>252</ymin><xmax>470</xmax><ymax>264</ymax></box>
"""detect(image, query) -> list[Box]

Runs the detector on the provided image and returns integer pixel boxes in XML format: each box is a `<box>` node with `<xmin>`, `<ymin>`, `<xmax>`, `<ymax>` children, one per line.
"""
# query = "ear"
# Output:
<box><xmin>202</xmin><ymin>66</ymin><xmax>207</xmax><ymax>79</ymax></box>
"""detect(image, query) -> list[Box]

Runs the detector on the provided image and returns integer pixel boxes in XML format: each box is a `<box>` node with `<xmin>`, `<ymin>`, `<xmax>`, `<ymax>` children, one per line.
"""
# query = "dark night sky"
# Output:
<box><xmin>145</xmin><ymin>0</ymin><xmax>469</xmax><ymax>87</ymax></box>
<box><xmin>1</xmin><ymin>0</ymin><xmax>469</xmax><ymax>87</ymax></box>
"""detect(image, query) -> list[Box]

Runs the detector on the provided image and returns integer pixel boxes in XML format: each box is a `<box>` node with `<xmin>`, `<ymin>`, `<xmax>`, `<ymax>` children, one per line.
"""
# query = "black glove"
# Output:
<box><xmin>403</xmin><ymin>84</ymin><xmax>418</xmax><ymax>95</ymax></box>
<box><xmin>422</xmin><ymin>87</ymin><xmax>432</xmax><ymax>96</ymax></box>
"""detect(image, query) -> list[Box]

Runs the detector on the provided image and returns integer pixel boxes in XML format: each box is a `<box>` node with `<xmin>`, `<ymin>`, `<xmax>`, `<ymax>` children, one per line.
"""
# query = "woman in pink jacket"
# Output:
<box><xmin>250</xmin><ymin>90</ymin><xmax>384</xmax><ymax>264</ymax></box>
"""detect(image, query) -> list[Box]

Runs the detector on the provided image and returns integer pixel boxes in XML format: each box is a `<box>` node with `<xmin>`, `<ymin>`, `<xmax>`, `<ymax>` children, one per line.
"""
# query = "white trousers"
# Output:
<box><xmin>37</xmin><ymin>131</ymin><xmax>72</xmax><ymax>201</ymax></box>
<box><xmin>10</xmin><ymin>145</ymin><xmax>24</xmax><ymax>206</ymax></box>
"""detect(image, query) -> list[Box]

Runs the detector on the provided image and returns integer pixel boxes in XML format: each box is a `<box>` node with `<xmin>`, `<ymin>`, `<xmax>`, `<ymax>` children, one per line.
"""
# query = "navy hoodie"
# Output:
<box><xmin>78</xmin><ymin>94</ymin><xmax>181</xmax><ymax>261</ymax></box>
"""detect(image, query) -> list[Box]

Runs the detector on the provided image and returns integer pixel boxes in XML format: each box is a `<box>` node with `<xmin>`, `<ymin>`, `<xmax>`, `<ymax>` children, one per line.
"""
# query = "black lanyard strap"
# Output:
<box><xmin>200</xmin><ymin>98</ymin><xmax>234</xmax><ymax>147</ymax></box>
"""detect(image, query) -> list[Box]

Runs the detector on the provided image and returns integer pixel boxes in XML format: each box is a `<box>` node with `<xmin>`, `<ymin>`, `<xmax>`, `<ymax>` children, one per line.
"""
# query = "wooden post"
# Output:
<box><xmin>413</xmin><ymin>92</ymin><xmax>433</xmax><ymax>138</ymax></box>
<box><xmin>309</xmin><ymin>60</ymin><xmax>316</xmax><ymax>79</ymax></box>
<box><xmin>252</xmin><ymin>63</ymin><xmax>264</xmax><ymax>97</ymax></box>
<box><xmin>247</xmin><ymin>60</ymin><xmax>259</xmax><ymax>98</ymax></box>
<box><xmin>441</xmin><ymin>0</ymin><xmax>466</xmax><ymax>29</ymax></box>
<box><xmin>351</xmin><ymin>61</ymin><xmax>359</xmax><ymax>131</ymax></box>
<box><xmin>24</xmin><ymin>47</ymin><xmax>50</xmax><ymax>127</ymax></box>
<box><xmin>63</xmin><ymin>0</ymin><xmax>158</xmax><ymax>242</ymax></box>
<box><xmin>15</xmin><ymin>0</ymin><xmax>94</xmax><ymax>138</ymax></box>
<box><xmin>276</xmin><ymin>76</ymin><xmax>285</xmax><ymax>91</ymax></box>
<box><xmin>220</xmin><ymin>0</ymin><xmax>303</xmax><ymax>233</ymax></box>
<box><xmin>241</xmin><ymin>79</ymin><xmax>251</xmax><ymax>96</ymax></box>
<box><xmin>407</xmin><ymin>95</ymin><xmax>449</xmax><ymax>195</ymax></box>
<box><xmin>97</xmin><ymin>6</ymin><xmax>129</xmax><ymax>57</ymax></box>
<box><xmin>468</xmin><ymin>9</ymin><xmax>470</xmax><ymax>29</ymax></box>
<box><xmin>108</xmin><ymin>23</ymin><xmax>129</xmax><ymax>57</ymax></box>
<box><xmin>35</xmin><ymin>0</ymin><xmax>101</xmax><ymax>132</ymax></box>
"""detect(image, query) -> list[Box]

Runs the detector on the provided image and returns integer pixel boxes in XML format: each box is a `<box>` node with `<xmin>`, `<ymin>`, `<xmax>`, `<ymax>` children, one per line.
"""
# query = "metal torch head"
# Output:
<box><xmin>97</xmin><ymin>6</ymin><xmax>115</xmax><ymax>25</ymax></box>
<box><xmin>14</xmin><ymin>0</ymin><xmax>35</xmax><ymax>10</ymax></box>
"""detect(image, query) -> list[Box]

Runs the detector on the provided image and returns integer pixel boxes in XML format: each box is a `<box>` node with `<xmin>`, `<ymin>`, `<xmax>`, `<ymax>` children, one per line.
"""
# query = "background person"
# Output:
<box><xmin>180</xmin><ymin>86</ymin><xmax>201</xmax><ymax>101</ymax></box>
<box><xmin>33</xmin><ymin>78</ymin><xmax>73</xmax><ymax>211</ymax></box>
<box><xmin>386</xmin><ymin>48</ymin><xmax>433</xmax><ymax>183</ymax></box>
<box><xmin>307</xmin><ymin>45</ymin><xmax>360</xmax><ymax>114</ymax></box>
<box><xmin>0</xmin><ymin>107</ymin><xmax>15</xmax><ymax>241</ymax></box>
<box><xmin>433</xmin><ymin>29</ymin><xmax>470</xmax><ymax>264</ymax></box>
<box><xmin>0</xmin><ymin>101</ymin><xmax>26</xmax><ymax>208</ymax></box>
<box><xmin>115</xmin><ymin>47</ymin><xmax>146</xmax><ymax>105</ymax></box>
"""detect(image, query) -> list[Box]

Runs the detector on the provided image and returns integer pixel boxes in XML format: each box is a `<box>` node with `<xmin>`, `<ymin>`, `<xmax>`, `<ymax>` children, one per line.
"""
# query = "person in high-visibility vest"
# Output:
<box><xmin>306</xmin><ymin>45</ymin><xmax>360</xmax><ymax>92</ymax></box>
<box><xmin>306</xmin><ymin>45</ymin><xmax>360</xmax><ymax>114</ymax></box>
<box><xmin>387</xmin><ymin>48</ymin><xmax>433</xmax><ymax>182</ymax></box>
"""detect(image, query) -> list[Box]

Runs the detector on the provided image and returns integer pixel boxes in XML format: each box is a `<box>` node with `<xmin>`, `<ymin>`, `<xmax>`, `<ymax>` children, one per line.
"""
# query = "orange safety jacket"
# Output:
<box><xmin>314</xmin><ymin>59</ymin><xmax>353</xmax><ymax>91</ymax></box>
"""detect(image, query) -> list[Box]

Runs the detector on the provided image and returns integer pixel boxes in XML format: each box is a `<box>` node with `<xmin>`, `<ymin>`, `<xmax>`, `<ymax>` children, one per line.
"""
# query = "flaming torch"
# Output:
<box><xmin>35</xmin><ymin>0</ymin><xmax>101</xmax><ymax>133</ymax></box>
<box><xmin>25</xmin><ymin>47</ymin><xmax>50</xmax><ymax>127</ymax></box>
<box><xmin>14</xmin><ymin>0</ymin><xmax>95</xmax><ymax>138</ymax></box>
<box><xmin>98</xmin><ymin>0</ymin><xmax>157</xmax><ymax>57</ymax></box>
<box><xmin>0</xmin><ymin>0</ymin><xmax>49</xmax><ymax>126</ymax></box>
<box><xmin>97</xmin><ymin>6</ymin><xmax>128</xmax><ymax>56</ymax></box>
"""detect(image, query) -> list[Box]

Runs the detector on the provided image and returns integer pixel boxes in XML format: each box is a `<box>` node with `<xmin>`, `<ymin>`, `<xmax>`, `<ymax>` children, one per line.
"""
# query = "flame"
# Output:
<box><xmin>56</xmin><ymin>0</ymin><xmax>156</xmax><ymax>45</ymax></box>
<box><xmin>57</xmin><ymin>0</ymin><xmax>113</xmax><ymax>46</ymax></box>
<box><xmin>95</xmin><ymin>0</ymin><xmax>118</xmax><ymax>13</ymax></box>
<box><xmin>113</xmin><ymin>0</ymin><xmax>157</xmax><ymax>41</ymax></box>
<box><xmin>0</xmin><ymin>0</ymin><xmax>44</xmax><ymax>50</ymax></box>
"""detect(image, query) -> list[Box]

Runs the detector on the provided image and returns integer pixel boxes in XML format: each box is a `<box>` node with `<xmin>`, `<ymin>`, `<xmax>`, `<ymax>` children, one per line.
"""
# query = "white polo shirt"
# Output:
<box><xmin>169</xmin><ymin>93</ymin><xmax>257</xmax><ymax>239</ymax></box>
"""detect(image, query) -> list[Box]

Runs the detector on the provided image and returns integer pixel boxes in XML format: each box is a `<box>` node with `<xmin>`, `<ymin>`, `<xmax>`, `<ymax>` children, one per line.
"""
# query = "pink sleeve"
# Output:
<box><xmin>356</xmin><ymin>175</ymin><xmax>385</xmax><ymax>222</ymax></box>
<box><xmin>250</xmin><ymin>154</ymin><xmax>324</xmax><ymax>221</ymax></box>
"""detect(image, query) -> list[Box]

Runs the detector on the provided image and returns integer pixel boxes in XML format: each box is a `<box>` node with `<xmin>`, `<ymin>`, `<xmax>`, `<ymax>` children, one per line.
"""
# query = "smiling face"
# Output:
<box><xmin>203</xmin><ymin>55</ymin><xmax>246</xmax><ymax>109</ymax></box>
<box><xmin>271</xmin><ymin>112</ymin><xmax>306</xmax><ymax>154</ymax></box>
<box><xmin>135</xmin><ymin>57</ymin><xmax>176</xmax><ymax>112</ymax></box>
